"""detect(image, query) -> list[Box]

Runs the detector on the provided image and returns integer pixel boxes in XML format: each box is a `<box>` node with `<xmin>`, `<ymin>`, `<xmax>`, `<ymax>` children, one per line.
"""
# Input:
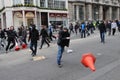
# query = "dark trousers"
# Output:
<box><xmin>22</xmin><ymin>37</ymin><xmax>27</xmax><ymax>45</ymax></box>
<box><xmin>49</xmin><ymin>32</ymin><xmax>56</xmax><ymax>41</ymax></box>
<box><xmin>30</xmin><ymin>42</ymin><xmax>37</xmax><ymax>55</ymax></box>
<box><xmin>6</xmin><ymin>39</ymin><xmax>15</xmax><ymax>51</ymax></box>
<box><xmin>100</xmin><ymin>32</ymin><xmax>105</xmax><ymax>43</ymax></box>
<box><xmin>108</xmin><ymin>28</ymin><xmax>111</xmax><ymax>36</ymax></box>
<box><xmin>81</xmin><ymin>30</ymin><xmax>86</xmax><ymax>38</ymax></box>
<box><xmin>40</xmin><ymin>37</ymin><xmax>50</xmax><ymax>49</ymax></box>
<box><xmin>112</xmin><ymin>28</ymin><xmax>116</xmax><ymax>35</ymax></box>
<box><xmin>75</xmin><ymin>29</ymin><xmax>78</xmax><ymax>35</ymax></box>
<box><xmin>69</xmin><ymin>29</ymin><xmax>74</xmax><ymax>34</ymax></box>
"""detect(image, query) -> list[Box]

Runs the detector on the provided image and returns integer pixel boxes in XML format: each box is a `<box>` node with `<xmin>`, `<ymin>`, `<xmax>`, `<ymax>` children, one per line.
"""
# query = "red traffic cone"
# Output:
<box><xmin>15</xmin><ymin>42</ymin><xmax>20</xmax><ymax>51</ymax></box>
<box><xmin>81</xmin><ymin>53</ymin><xmax>96</xmax><ymax>71</ymax></box>
<box><xmin>22</xmin><ymin>43</ymin><xmax>27</xmax><ymax>49</ymax></box>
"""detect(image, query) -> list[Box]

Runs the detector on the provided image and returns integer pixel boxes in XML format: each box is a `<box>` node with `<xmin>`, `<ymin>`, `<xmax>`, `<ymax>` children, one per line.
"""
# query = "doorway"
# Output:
<box><xmin>27</xmin><ymin>18</ymin><xmax>34</xmax><ymax>27</ymax></box>
<box><xmin>41</xmin><ymin>12</ymin><xmax>48</xmax><ymax>27</ymax></box>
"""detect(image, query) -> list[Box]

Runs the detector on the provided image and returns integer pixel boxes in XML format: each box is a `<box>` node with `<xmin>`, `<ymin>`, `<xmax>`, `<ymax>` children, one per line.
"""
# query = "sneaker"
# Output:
<box><xmin>58</xmin><ymin>64</ymin><xmax>63</xmax><ymax>68</ymax></box>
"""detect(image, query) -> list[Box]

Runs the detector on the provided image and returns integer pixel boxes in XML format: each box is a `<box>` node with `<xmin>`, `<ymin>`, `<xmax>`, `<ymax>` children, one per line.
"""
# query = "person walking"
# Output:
<box><xmin>111</xmin><ymin>20</ymin><xmax>117</xmax><ymax>35</ymax></box>
<box><xmin>98</xmin><ymin>21</ymin><xmax>106</xmax><ymax>43</ymax></box>
<box><xmin>28</xmin><ymin>25</ymin><xmax>39</xmax><ymax>56</ymax></box>
<box><xmin>74</xmin><ymin>22</ymin><xmax>79</xmax><ymax>35</ymax></box>
<box><xmin>39</xmin><ymin>25</ymin><xmax>50</xmax><ymax>49</ymax></box>
<box><xmin>69</xmin><ymin>23</ymin><xmax>74</xmax><ymax>34</ymax></box>
<box><xmin>21</xmin><ymin>26</ymin><xmax>27</xmax><ymax>45</ymax></box>
<box><xmin>48</xmin><ymin>23</ymin><xmax>56</xmax><ymax>41</ymax></box>
<box><xmin>80</xmin><ymin>22</ymin><xmax>86</xmax><ymax>38</ymax></box>
<box><xmin>106</xmin><ymin>20</ymin><xmax>111</xmax><ymax>36</ymax></box>
<box><xmin>57</xmin><ymin>27</ymin><xmax>70</xmax><ymax>68</ymax></box>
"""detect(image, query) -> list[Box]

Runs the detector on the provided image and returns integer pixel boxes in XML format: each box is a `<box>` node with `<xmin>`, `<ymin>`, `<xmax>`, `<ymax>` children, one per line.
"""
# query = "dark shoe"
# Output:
<box><xmin>39</xmin><ymin>47</ymin><xmax>42</xmax><ymax>49</ymax></box>
<box><xmin>1</xmin><ymin>44</ymin><xmax>4</xmax><ymax>47</ymax></box>
<box><xmin>58</xmin><ymin>64</ymin><xmax>63</xmax><ymax>68</ymax></box>
<box><xmin>47</xmin><ymin>45</ymin><xmax>50</xmax><ymax>48</ymax></box>
<box><xmin>31</xmin><ymin>53</ymin><xmax>35</xmax><ymax>56</ymax></box>
<box><xmin>32</xmin><ymin>54</ymin><xmax>36</xmax><ymax>57</ymax></box>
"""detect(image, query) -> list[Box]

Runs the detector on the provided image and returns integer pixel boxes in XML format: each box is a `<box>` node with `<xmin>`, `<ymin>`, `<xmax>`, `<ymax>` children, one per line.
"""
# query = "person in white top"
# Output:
<box><xmin>111</xmin><ymin>20</ymin><xmax>117</xmax><ymax>35</ymax></box>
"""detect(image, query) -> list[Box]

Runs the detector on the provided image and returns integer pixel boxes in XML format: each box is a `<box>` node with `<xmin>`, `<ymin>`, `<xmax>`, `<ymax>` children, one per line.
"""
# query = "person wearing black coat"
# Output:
<box><xmin>57</xmin><ymin>27</ymin><xmax>70</xmax><ymax>68</ymax></box>
<box><xmin>39</xmin><ymin>26</ymin><xmax>50</xmax><ymax>49</ymax></box>
<box><xmin>98</xmin><ymin>21</ymin><xmax>106</xmax><ymax>43</ymax></box>
<box><xmin>5</xmin><ymin>26</ymin><xmax>18</xmax><ymax>53</ymax></box>
<box><xmin>28</xmin><ymin>25</ymin><xmax>39</xmax><ymax>56</ymax></box>
<box><xmin>0</xmin><ymin>28</ymin><xmax>6</xmax><ymax>48</ymax></box>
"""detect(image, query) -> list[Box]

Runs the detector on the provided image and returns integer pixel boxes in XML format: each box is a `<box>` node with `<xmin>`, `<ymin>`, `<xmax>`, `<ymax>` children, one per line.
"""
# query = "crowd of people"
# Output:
<box><xmin>69</xmin><ymin>20</ymin><xmax>120</xmax><ymax>43</ymax></box>
<box><xmin>0</xmin><ymin>20</ymin><xmax>120</xmax><ymax>67</ymax></box>
<box><xmin>0</xmin><ymin>20</ymin><xmax>120</xmax><ymax>52</ymax></box>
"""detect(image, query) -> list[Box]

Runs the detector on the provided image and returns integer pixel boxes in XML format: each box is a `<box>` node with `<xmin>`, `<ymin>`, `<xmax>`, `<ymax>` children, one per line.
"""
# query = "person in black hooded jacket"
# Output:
<box><xmin>5</xmin><ymin>26</ymin><xmax>18</xmax><ymax>53</ymax></box>
<box><xmin>28</xmin><ymin>25</ymin><xmax>39</xmax><ymax>56</ymax></box>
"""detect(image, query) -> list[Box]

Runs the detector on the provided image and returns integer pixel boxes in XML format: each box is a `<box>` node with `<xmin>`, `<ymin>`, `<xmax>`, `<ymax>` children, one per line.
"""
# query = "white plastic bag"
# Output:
<box><xmin>67</xmin><ymin>48</ymin><xmax>73</xmax><ymax>53</ymax></box>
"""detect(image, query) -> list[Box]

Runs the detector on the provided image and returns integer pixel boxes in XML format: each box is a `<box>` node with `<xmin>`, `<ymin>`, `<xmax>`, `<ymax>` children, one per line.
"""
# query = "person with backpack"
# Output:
<box><xmin>57</xmin><ymin>27</ymin><xmax>70</xmax><ymax>68</ymax></box>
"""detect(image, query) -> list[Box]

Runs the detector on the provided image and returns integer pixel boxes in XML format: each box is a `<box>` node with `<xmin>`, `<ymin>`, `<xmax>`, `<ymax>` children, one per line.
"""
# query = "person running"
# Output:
<box><xmin>57</xmin><ymin>27</ymin><xmax>70</xmax><ymax>68</ymax></box>
<box><xmin>5</xmin><ymin>26</ymin><xmax>18</xmax><ymax>53</ymax></box>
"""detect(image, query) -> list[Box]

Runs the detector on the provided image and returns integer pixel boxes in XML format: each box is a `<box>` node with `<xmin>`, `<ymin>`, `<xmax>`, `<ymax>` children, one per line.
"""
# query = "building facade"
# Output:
<box><xmin>0</xmin><ymin>0</ymin><xmax>68</xmax><ymax>30</ymax></box>
<box><xmin>68</xmin><ymin>0</ymin><xmax>120</xmax><ymax>22</ymax></box>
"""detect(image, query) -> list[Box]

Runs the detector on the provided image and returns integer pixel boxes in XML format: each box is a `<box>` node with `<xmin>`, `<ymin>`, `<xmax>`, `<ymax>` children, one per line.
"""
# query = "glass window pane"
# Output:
<box><xmin>13</xmin><ymin>0</ymin><xmax>21</xmax><ymax>5</ymax></box>
<box><xmin>40</xmin><ymin>0</ymin><xmax>45</xmax><ymax>7</ymax></box>
<box><xmin>24</xmin><ymin>0</ymin><xmax>33</xmax><ymax>4</ymax></box>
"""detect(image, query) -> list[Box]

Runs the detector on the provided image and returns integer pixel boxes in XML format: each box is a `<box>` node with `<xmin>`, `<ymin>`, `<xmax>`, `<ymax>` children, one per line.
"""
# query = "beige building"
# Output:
<box><xmin>68</xmin><ymin>0</ymin><xmax>120</xmax><ymax>22</ymax></box>
<box><xmin>0</xmin><ymin>0</ymin><xmax>68</xmax><ymax>29</ymax></box>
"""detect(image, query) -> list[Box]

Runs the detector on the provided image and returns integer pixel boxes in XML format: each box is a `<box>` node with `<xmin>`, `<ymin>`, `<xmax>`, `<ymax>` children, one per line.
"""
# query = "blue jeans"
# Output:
<box><xmin>57</xmin><ymin>45</ymin><xmax>64</xmax><ymax>65</ymax></box>
<box><xmin>30</xmin><ymin>42</ymin><xmax>37</xmax><ymax>55</ymax></box>
<box><xmin>100</xmin><ymin>32</ymin><xmax>105</xmax><ymax>43</ymax></box>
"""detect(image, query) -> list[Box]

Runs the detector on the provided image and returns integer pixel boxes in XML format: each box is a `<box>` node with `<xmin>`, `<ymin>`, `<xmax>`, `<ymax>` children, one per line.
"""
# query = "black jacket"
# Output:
<box><xmin>57</xmin><ymin>30</ymin><xmax>70</xmax><ymax>47</ymax></box>
<box><xmin>98</xmin><ymin>23</ymin><xmax>106</xmax><ymax>33</ymax></box>
<box><xmin>0</xmin><ymin>30</ymin><xmax>5</xmax><ymax>38</ymax></box>
<box><xmin>40</xmin><ymin>28</ymin><xmax>48</xmax><ymax>38</ymax></box>
<box><xmin>6</xmin><ymin>30</ymin><xmax>18</xmax><ymax>40</ymax></box>
<box><xmin>29</xmin><ymin>28</ymin><xmax>39</xmax><ymax>43</ymax></box>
